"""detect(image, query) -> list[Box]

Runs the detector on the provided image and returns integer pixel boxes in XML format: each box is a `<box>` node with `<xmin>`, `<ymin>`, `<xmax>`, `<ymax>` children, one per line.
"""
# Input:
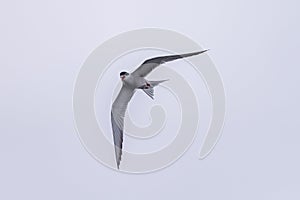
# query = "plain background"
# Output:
<box><xmin>1</xmin><ymin>0</ymin><xmax>299</xmax><ymax>199</ymax></box>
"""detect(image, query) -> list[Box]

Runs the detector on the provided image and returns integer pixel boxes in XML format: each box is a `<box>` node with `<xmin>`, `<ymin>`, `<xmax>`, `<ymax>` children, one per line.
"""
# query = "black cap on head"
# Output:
<box><xmin>120</xmin><ymin>71</ymin><xmax>128</xmax><ymax>76</ymax></box>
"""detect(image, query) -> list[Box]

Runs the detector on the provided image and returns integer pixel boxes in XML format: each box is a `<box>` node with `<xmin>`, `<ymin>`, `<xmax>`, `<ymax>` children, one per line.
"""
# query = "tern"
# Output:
<box><xmin>111</xmin><ymin>50</ymin><xmax>208</xmax><ymax>169</ymax></box>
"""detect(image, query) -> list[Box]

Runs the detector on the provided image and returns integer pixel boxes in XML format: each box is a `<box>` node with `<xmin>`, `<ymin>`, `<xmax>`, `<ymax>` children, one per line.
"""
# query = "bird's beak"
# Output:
<box><xmin>120</xmin><ymin>75</ymin><xmax>125</xmax><ymax>80</ymax></box>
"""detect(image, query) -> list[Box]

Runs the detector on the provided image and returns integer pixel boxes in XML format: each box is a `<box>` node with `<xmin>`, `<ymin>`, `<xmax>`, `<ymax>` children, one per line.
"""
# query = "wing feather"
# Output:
<box><xmin>111</xmin><ymin>85</ymin><xmax>135</xmax><ymax>169</ymax></box>
<box><xmin>131</xmin><ymin>50</ymin><xmax>208</xmax><ymax>77</ymax></box>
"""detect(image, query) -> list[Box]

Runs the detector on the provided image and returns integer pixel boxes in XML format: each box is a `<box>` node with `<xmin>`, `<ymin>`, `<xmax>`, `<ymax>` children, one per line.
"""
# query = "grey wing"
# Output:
<box><xmin>131</xmin><ymin>50</ymin><xmax>208</xmax><ymax>77</ymax></box>
<box><xmin>111</xmin><ymin>85</ymin><xmax>135</xmax><ymax>169</ymax></box>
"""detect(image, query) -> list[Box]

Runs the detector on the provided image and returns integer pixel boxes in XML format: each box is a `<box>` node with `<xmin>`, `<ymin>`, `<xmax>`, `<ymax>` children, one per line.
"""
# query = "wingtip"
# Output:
<box><xmin>200</xmin><ymin>49</ymin><xmax>209</xmax><ymax>53</ymax></box>
<box><xmin>192</xmin><ymin>49</ymin><xmax>209</xmax><ymax>56</ymax></box>
<box><xmin>116</xmin><ymin>160</ymin><xmax>120</xmax><ymax>170</ymax></box>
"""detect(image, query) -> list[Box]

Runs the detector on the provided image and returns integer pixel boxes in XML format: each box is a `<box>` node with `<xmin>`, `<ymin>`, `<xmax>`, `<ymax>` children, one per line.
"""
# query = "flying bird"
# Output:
<box><xmin>111</xmin><ymin>50</ymin><xmax>208</xmax><ymax>169</ymax></box>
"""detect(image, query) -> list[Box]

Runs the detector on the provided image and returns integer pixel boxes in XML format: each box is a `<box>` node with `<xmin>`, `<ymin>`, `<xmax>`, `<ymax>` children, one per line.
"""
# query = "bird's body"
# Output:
<box><xmin>110</xmin><ymin>50</ymin><xmax>209</xmax><ymax>169</ymax></box>
<box><xmin>123</xmin><ymin>74</ymin><xmax>146</xmax><ymax>89</ymax></box>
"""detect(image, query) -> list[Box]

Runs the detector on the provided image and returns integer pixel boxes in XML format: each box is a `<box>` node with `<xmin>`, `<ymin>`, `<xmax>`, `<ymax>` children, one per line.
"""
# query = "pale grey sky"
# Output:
<box><xmin>0</xmin><ymin>0</ymin><xmax>299</xmax><ymax>199</ymax></box>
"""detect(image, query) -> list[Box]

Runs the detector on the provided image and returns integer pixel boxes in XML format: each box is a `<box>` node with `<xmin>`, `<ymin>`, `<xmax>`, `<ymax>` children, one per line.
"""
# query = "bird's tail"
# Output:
<box><xmin>148</xmin><ymin>79</ymin><xmax>169</xmax><ymax>87</ymax></box>
<box><xmin>141</xmin><ymin>79</ymin><xmax>168</xmax><ymax>99</ymax></box>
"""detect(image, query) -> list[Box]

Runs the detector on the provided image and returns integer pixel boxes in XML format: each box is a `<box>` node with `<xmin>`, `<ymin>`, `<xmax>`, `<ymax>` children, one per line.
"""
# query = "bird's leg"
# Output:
<box><xmin>144</xmin><ymin>82</ymin><xmax>151</xmax><ymax>89</ymax></box>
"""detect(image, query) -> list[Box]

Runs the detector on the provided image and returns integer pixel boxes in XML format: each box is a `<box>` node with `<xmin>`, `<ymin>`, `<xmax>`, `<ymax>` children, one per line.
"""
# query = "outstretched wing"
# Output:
<box><xmin>111</xmin><ymin>85</ymin><xmax>135</xmax><ymax>169</ymax></box>
<box><xmin>131</xmin><ymin>50</ymin><xmax>208</xmax><ymax>77</ymax></box>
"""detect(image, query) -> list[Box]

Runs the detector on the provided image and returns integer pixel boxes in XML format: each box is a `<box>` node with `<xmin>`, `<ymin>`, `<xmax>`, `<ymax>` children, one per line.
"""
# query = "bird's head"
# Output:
<box><xmin>120</xmin><ymin>71</ymin><xmax>129</xmax><ymax>81</ymax></box>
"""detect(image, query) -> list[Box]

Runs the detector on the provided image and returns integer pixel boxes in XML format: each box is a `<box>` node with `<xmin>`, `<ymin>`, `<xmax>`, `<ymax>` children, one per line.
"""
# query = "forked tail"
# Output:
<box><xmin>141</xmin><ymin>79</ymin><xmax>169</xmax><ymax>99</ymax></box>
